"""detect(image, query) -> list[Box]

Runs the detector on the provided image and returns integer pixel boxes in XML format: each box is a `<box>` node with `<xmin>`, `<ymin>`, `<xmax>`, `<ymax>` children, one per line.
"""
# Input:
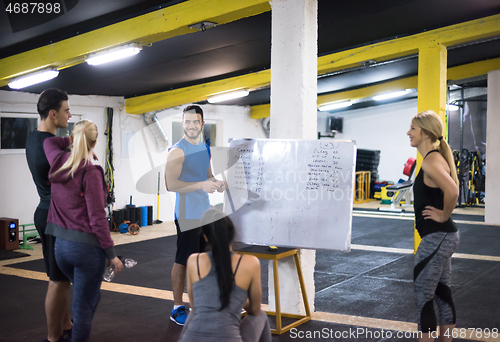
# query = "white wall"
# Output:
<box><xmin>0</xmin><ymin>90</ymin><xmax>124</xmax><ymax>225</ymax></box>
<box><xmin>317</xmin><ymin>99</ymin><xmax>418</xmax><ymax>183</ymax></box>
<box><xmin>0</xmin><ymin>89</ymin><xmax>266</xmax><ymax>226</ymax></box>
<box><xmin>3</xmin><ymin>89</ymin><xmax>495</xmax><ymax>226</ymax></box>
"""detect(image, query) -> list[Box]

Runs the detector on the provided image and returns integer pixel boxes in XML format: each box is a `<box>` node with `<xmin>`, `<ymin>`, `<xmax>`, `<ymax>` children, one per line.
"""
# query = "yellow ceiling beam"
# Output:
<box><xmin>249</xmin><ymin>77</ymin><xmax>418</xmax><ymax>119</ymax></box>
<box><xmin>448</xmin><ymin>57</ymin><xmax>500</xmax><ymax>81</ymax></box>
<box><xmin>320</xmin><ymin>58</ymin><xmax>500</xmax><ymax>111</ymax></box>
<box><xmin>126</xmin><ymin>70</ymin><xmax>271</xmax><ymax>114</ymax></box>
<box><xmin>317</xmin><ymin>13</ymin><xmax>500</xmax><ymax>75</ymax></box>
<box><xmin>129</xmin><ymin>14</ymin><xmax>500</xmax><ymax>114</ymax></box>
<box><xmin>317</xmin><ymin>77</ymin><xmax>418</xmax><ymax>107</ymax></box>
<box><xmin>249</xmin><ymin>103</ymin><xmax>272</xmax><ymax>120</ymax></box>
<box><xmin>0</xmin><ymin>0</ymin><xmax>271</xmax><ymax>86</ymax></box>
<box><xmin>249</xmin><ymin>57</ymin><xmax>500</xmax><ymax>120</ymax></box>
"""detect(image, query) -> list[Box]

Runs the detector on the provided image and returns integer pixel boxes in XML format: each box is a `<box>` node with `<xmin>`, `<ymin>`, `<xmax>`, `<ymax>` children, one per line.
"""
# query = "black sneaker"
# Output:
<box><xmin>63</xmin><ymin>328</ymin><xmax>72</xmax><ymax>341</ymax></box>
<box><xmin>42</xmin><ymin>334</ymin><xmax>70</xmax><ymax>342</ymax></box>
<box><xmin>63</xmin><ymin>319</ymin><xmax>72</xmax><ymax>340</ymax></box>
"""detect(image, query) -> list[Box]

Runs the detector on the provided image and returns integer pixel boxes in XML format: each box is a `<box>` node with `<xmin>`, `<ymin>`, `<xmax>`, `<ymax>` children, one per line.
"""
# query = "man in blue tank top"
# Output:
<box><xmin>165</xmin><ymin>105</ymin><xmax>226</xmax><ymax>326</ymax></box>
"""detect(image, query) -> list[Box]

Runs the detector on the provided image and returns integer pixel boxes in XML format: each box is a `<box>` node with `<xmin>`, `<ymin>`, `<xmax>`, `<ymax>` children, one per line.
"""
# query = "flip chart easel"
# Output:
<box><xmin>236</xmin><ymin>245</ymin><xmax>311</xmax><ymax>335</ymax></box>
<box><xmin>223</xmin><ymin>139</ymin><xmax>356</xmax><ymax>251</ymax></box>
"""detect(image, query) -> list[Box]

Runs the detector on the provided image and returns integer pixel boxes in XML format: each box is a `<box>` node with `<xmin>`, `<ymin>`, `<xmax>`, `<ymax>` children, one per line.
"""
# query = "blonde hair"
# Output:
<box><xmin>412</xmin><ymin>110</ymin><xmax>458</xmax><ymax>186</ymax></box>
<box><xmin>53</xmin><ymin>120</ymin><xmax>98</xmax><ymax>178</ymax></box>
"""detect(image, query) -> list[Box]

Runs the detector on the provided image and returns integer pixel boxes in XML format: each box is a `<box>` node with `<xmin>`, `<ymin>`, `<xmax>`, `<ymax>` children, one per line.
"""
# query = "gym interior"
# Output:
<box><xmin>1</xmin><ymin>1</ymin><xmax>499</xmax><ymax>341</ymax></box>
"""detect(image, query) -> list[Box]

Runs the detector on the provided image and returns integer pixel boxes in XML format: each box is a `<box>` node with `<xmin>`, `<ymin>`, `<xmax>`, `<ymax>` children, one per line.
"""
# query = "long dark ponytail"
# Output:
<box><xmin>201</xmin><ymin>209</ymin><xmax>235</xmax><ymax>310</ymax></box>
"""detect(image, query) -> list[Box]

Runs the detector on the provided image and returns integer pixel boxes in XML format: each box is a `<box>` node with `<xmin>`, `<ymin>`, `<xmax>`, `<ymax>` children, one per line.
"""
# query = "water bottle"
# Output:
<box><xmin>103</xmin><ymin>256</ymin><xmax>137</xmax><ymax>282</ymax></box>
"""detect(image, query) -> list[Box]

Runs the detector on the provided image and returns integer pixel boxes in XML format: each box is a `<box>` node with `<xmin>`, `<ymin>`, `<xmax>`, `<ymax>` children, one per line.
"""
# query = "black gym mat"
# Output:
<box><xmin>6</xmin><ymin>236</ymin><xmax>178</xmax><ymax>291</ymax></box>
<box><xmin>0</xmin><ymin>272</ymin><xmax>451</xmax><ymax>342</ymax></box>
<box><xmin>0</xmin><ymin>249</ymin><xmax>30</xmax><ymax>261</ymax></box>
<box><xmin>451</xmin><ymin>213</ymin><xmax>485</xmax><ymax>222</ymax></box>
<box><xmin>350</xmin><ymin>216</ymin><xmax>415</xmax><ymax>249</ymax></box>
<box><xmin>3</xmin><ymin>215</ymin><xmax>499</xmax><ymax>342</ymax></box>
<box><xmin>454</xmin><ymin>225</ymin><xmax>500</xmax><ymax>256</ymax></box>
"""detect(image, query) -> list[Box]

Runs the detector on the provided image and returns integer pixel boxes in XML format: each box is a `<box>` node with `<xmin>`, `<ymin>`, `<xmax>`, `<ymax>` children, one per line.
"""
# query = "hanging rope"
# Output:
<box><xmin>104</xmin><ymin>107</ymin><xmax>115</xmax><ymax>210</ymax></box>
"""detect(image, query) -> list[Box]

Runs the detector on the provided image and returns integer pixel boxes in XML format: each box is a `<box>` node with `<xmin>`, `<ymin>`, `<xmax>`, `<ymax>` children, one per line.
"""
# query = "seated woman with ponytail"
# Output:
<box><xmin>179</xmin><ymin>209</ymin><xmax>271</xmax><ymax>342</ymax></box>
<box><xmin>43</xmin><ymin>120</ymin><xmax>123</xmax><ymax>342</ymax></box>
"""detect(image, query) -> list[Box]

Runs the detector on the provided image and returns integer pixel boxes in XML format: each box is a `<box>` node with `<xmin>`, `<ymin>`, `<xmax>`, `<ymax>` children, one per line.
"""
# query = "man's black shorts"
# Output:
<box><xmin>34</xmin><ymin>208</ymin><xmax>69</xmax><ymax>282</ymax></box>
<box><xmin>174</xmin><ymin>219</ymin><xmax>207</xmax><ymax>266</ymax></box>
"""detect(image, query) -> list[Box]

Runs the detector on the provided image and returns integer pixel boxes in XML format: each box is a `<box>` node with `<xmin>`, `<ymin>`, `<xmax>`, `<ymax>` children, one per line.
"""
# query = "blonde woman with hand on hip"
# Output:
<box><xmin>408</xmin><ymin>111</ymin><xmax>460</xmax><ymax>342</ymax></box>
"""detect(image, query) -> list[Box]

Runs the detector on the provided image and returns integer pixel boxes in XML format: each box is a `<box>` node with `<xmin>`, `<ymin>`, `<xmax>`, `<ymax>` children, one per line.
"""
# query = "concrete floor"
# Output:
<box><xmin>0</xmin><ymin>201</ymin><xmax>498</xmax><ymax>342</ymax></box>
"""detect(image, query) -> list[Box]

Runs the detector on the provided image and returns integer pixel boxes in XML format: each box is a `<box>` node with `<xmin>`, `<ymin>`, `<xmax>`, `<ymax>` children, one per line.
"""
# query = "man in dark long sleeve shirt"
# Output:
<box><xmin>26</xmin><ymin>88</ymin><xmax>73</xmax><ymax>342</ymax></box>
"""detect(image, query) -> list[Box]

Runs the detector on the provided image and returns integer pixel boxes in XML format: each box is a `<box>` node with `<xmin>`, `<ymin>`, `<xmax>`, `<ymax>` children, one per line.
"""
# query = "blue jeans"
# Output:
<box><xmin>55</xmin><ymin>238</ymin><xmax>106</xmax><ymax>342</ymax></box>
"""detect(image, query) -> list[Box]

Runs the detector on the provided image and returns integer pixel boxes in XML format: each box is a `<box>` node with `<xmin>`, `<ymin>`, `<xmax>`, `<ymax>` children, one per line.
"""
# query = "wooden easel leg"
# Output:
<box><xmin>294</xmin><ymin>253</ymin><xmax>311</xmax><ymax>317</ymax></box>
<box><xmin>273</xmin><ymin>259</ymin><xmax>282</xmax><ymax>334</ymax></box>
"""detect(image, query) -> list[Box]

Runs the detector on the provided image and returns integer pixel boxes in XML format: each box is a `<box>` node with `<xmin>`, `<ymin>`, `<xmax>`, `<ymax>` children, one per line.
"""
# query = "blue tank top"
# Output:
<box><xmin>170</xmin><ymin>138</ymin><xmax>211</xmax><ymax>220</ymax></box>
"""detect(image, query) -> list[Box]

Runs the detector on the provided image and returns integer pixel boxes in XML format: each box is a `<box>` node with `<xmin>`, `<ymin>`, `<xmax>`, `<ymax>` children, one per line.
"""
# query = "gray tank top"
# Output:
<box><xmin>179</xmin><ymin>252</ymin><xmax>248</xmax><ymax>342</ymax></box>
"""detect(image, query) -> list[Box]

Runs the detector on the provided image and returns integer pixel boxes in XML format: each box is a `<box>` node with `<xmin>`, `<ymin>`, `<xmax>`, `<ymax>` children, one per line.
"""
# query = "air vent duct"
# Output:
<box><xmin>143</xmin><ymin>112</ymin><xmax>168</xmax><ymax>152</ymax></box>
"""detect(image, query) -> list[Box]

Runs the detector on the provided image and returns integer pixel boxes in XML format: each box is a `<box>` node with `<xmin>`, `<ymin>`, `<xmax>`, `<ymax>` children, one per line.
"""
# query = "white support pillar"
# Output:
<box><xmin>268</xmin><ymin>0</ymin><xmax>317</xmax><ymax>315</ymax></box>
<box><xmin>485</xmin><ymin>70</ymin><xmax>500</xmax><ymax>225</ymax></box>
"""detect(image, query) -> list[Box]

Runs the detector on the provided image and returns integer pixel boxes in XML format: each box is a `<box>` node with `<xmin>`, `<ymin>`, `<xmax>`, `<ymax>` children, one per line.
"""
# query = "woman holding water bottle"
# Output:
<box><xmin>44</xmin><ymin>120</ymin><xmax>123</xmax><ymax>342</ymax></box>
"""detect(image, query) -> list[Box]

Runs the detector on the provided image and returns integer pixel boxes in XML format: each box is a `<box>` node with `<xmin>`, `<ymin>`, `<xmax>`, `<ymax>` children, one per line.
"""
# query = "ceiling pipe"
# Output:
<box><xmin>143</xmin><ymin>112</ymin><xmax>168</xmax><ymax>152</ymax></box>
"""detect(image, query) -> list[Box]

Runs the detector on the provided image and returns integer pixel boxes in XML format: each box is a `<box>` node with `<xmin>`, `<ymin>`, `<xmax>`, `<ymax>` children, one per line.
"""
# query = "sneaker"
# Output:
<box><xmin>60</xmin><ymin>333</ymin><xmax>71</xmax><ymax>342</ymax></box>
<box><xmin>63</xmin><ymin>328</ymin><xmax>72</xmax><ymax>340</ymax></box>
<box><xmin>42</xmin><ymin>334</ymin><xmax>70</xmax><ymax>342</ymax></box>
<box><xmin>63</xmin><ymin>318</ymin><xmax>72</xmax><ymax>340</ymax></box>
<box><xmin>170</xmin><ymin>305</ymin><xmax>187</xmax><ymax>326</ymax></box>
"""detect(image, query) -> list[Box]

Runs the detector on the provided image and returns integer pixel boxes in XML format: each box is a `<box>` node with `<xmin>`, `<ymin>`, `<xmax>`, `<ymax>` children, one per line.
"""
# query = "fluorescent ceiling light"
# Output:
<box><xmin>373</xmin><ymin>89</ymin><xmax>411</xmax><ymax>101</ymax></box>
<box><xmin>86</xmin><ymin>44</ymin><xmax>142</xmax><ymax>66</ymax></box>
<box><xmin>207</xmin><ymin>90</ymin><xmax>249</xmax><ymax>103</ymax></box>
<box><xmin>318</xmin><ymin>100</ymin><xmax>352</xmax><ymax>111</ymax></box>
<box><xmin>8</xmin><ymin>68</ymin><xmax>59</xmax><ymax>89</ymax></box>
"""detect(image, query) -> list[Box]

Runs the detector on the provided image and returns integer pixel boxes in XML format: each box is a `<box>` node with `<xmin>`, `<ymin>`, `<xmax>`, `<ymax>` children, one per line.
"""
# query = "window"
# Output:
<box><xmin>0</xmin><ymin>114</ymin><xmax>39</xmax><ymax>154</ymax></box>
<box><xmin>0</xmin><ymin>113</ymin><xmax>82</xmax><ymax>154</ymax></box>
